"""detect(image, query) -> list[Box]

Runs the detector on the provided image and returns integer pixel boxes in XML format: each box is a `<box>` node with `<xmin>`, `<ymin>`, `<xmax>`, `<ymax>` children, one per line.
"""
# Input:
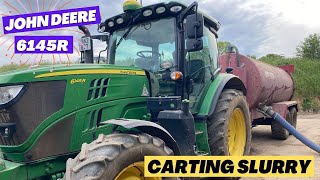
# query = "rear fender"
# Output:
<box><xmin>193</xmin><ymin>74</ymin><xmax>246</xmax><ymax>154</ymax></box>
<box><xmin>101</xmin><ymin>119</ymin><xmax>181</xmax><ymax>155</ymax></box>
<box><xmin>198</xmin><ymin>73</ymin><xmax>246</xmax><ymax>117</ymax></box>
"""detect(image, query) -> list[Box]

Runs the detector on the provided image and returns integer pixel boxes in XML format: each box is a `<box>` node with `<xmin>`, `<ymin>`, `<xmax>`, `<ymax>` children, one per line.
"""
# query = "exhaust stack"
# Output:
<box><xmin>78</xmin><ymin>26</ymin><xmax>94</xmax><ymax>64</ymax></box>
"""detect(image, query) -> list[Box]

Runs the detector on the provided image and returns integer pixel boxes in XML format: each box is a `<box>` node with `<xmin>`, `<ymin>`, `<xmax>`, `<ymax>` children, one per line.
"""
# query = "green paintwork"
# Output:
<box><xmin>0</xmin><ymin>64</ymin><xmax>151</xmax><ymax>179</ymax></box>
<box><xmin>0</xmin><ymin>156</ymin><xmax>71</xmax><ymax>180</ymax></box>
<box><xmin>0</xmin><ymin>158</ymin><xmax>25</xmax><ymax>180</ymax></box>
<box><xmin>195</xmin><ymin>122</ymin><xmax>211</xmax><ymax>154</ymax></box>
<box><xmin>0</xmin><ymin>65</ymin><xmax>236</xmax><ymax>179</ymax></box>
<box><xmin>198</xmin><ymin>73</ymin><xmax>230</xmax><ymax>116</ymax></box>
<box><xmin>123</xmin><ymin>0</ymin><xmax>141</xmax><ymax>12</ymax></box>
<box><xmin>194</xmin><ymin>73</ymin><xmax>236</xmax><ymax>155</ymax></box>
<box><xmin>0</xmin><ymin>2</ymin><xmax>241</xmax><ymax>178</ymax></box>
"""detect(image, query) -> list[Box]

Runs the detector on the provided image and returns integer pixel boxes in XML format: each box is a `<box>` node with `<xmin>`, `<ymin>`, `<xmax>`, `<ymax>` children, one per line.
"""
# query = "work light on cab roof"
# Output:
<box><xmin>123</xmin><ymin>0</ymin><xmax>142</xmax><ymax>12</ymax></box>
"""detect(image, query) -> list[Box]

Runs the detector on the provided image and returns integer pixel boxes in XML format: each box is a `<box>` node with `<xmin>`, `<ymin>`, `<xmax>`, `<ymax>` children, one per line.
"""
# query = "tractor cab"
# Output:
<box><xmin>0</xmin><ymin>1</ymin><xmax>254</xmax><ymax>179</ymax></box>
<box><xmin>82</xmin><ymin>1</ymin><xmax>221</xmax><ymax>113</ymax></box>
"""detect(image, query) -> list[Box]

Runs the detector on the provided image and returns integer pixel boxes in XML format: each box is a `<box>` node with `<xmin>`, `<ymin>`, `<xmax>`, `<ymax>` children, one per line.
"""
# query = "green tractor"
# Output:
<box><xmin>0</xmin><ymin>1</ymin><xmax>251</xmax><ymax>179</ymax></box>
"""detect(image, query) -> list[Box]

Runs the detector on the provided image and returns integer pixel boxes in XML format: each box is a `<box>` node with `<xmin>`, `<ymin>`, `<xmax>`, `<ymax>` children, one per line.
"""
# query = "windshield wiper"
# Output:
<box><xmin>115</xmin><ymin>12</ymin><xmax>142</xmax><ymax>49</ymax></box>
<box><xmin>116</xmin><ymin>25</ymin><xmax>139</xmax><ymax>48</ymax></box>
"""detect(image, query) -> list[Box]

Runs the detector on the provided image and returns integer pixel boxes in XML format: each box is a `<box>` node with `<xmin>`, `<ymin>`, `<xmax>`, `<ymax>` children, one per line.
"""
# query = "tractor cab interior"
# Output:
<box><xmin>107</xmin><ymin>18</ymin><xmax>176</xmax><ymax>72</ymax></box>
<box><xmin>107</xmin><ymin>17</ymin><xmax>178</xmax><ymax>96</ymax></box>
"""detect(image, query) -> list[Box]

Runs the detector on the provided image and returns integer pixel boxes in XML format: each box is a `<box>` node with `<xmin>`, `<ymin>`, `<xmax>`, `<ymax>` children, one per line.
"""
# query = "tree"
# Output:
<box><xmin>296</xmin><ymin>33</ymin><xmax>320</xmax><ymax>59</ymax></box>
<box><xmin>217</xmin><ymin>41</ymin><xmax>231</xmax><ymax>55</ymax></box>
<box><xmin>247</xmin><ymin>55</ymin><xmax>257</xmax><ymax>59</ymax></box>
<box><xmin>259</xmin><ymin>54</ymin><xmax>285</xmax><ymax>61</ymax></box>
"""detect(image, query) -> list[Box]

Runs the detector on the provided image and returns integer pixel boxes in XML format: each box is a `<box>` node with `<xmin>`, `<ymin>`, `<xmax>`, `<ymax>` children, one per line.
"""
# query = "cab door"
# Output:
<box><xmin>187</xmin><ymin>25</ymin><xmax>219</xmax><ymax>113</ymax></box>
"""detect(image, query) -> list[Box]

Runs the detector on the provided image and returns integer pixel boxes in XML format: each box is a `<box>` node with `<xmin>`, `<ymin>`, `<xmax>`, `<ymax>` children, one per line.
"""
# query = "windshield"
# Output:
<box><xmin>107</xmin><ymin>18</ymin><xmax>176</xmax><ymax>73</ymax></box>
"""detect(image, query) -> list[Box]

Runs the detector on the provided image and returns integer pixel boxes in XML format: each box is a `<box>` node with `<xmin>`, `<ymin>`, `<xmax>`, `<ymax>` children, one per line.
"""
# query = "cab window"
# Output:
<box><xmin>187</xmin><ymin>25</ymin><xmax>219</xmax><ymax>112</ymax></box>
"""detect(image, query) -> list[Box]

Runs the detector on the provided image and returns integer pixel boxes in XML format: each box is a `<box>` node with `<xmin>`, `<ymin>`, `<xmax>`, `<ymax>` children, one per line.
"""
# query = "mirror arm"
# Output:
<box><xmin>98</xmin><ymin>46</ymin><xmax>108</xmax><ymax>64</ymax></box>
<box><xmin>193</xmin><ymin>5</ymin><xmax>199</xmax><ymax>43</ymax></box>
<box><xmin>178</xmin><ymin>1</ymin><xmax>198</xmax><ymax>24</ymax></box>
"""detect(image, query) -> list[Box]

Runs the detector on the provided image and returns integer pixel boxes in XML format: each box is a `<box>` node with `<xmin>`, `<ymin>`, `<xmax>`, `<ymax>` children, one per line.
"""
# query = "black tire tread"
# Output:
<box><xmin>271</xmin><ymin>110</ymin><xmax>292</xmax><ymax>140</ymax></box>
<box><xmin>64</xmin><ymin>133</ymin><xmax>173</xmax><ymax>180</ymax></box>
<box><xmin>290</xmin><ymin>107</ymin><xmax>298</xmax><ymax>130</ymax></box>
<box><xmin>207</xmin><ymin>89</ymin><xmax>251</xmax><ymax>156</ymax></box>
<box><xmin>271</xmin><ymin>121</ymin><xmax>289</xmax><ymax>140</ymax></box>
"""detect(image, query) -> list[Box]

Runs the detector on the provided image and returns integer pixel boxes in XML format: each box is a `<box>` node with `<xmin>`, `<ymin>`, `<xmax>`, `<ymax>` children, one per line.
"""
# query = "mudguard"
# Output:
<box><xmin>198</xmin><ymin>73</ymin><xmax>246</xmax><ymax>117</ymax></box>
<box><xmin>101</xmin><ymin>119</ymin><xmax>181</xmax><ymax>155</ymax></box>
<box><xmin>192</xmin><ymin>73</ymin><xmax>246</xmax><ymax>155</ymax></box>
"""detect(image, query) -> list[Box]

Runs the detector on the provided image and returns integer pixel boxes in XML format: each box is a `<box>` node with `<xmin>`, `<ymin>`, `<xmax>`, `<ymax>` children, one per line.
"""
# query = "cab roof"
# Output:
<box><xmin>101</xmin><ymin>1</ymin><xmax>221</xmax><ymax>34</ymax></box>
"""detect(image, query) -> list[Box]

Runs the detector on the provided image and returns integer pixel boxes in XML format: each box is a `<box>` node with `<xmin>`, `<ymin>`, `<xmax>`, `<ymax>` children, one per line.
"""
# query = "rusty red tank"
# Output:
<box><xmin>219</xmin><ymin>53</ymin><xmax>294</xmax><ymax>109</ymax></box>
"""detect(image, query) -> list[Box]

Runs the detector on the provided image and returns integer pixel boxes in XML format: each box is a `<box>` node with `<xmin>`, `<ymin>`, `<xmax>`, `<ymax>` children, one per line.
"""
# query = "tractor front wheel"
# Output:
<box><xmin>207</xmin><ymin>89</ymin><xmax>251</xmax><ymax>156</ymax></box>
<box><xmin>64</xmin><ymin>133</ymin><xmax>174</xmax><ymax>180</ymax></box>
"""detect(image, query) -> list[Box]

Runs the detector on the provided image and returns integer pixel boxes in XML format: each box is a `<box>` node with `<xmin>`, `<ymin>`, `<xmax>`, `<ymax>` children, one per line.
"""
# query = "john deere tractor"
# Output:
<box><xmin>0</xmin><ymin>1</ymin><xmax>251</xmax><ymax>179</ymax></box>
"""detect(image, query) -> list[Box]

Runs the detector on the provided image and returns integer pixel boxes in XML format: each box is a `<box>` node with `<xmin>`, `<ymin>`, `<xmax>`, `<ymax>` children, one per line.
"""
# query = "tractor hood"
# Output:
<box><xmin>0</xmin><ymin>64</ymin><xmax>147</xmax><ymax>84</ymax></box>
<box><xmin>0</xmin><ymin>64</ymin><xmax>150</xmax><ymax>162</ymax></box>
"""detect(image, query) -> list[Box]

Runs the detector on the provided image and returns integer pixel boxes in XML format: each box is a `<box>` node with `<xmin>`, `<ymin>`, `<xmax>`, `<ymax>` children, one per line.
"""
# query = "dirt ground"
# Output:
<box><xmin>242</xmin><ymin>114</ymin><xmax>320</xmax><ymax>180</ymax></box>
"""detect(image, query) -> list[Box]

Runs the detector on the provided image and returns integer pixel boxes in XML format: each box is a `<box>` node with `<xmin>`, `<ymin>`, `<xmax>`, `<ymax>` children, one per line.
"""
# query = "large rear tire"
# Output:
<box><xmin>64</xmin><ymin>133</ymin><xmax>174</xmax><ymax>180</ymax></box>
<box><xmin>207</xmin><ymin>89</ymin><xmax>251</xmax><ymax>156</ymax></box>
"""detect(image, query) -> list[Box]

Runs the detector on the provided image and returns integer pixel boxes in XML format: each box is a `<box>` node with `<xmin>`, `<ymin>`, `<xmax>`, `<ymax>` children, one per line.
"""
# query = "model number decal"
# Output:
<box><xmin>15</xmin><ymin>36</ymin><xmax>73</xmax><ymax>54</ymax></box>
<box><xmin>70</xmin><ymin>79</ymin><xmax>86</xmax><ymax>84</ymax></box>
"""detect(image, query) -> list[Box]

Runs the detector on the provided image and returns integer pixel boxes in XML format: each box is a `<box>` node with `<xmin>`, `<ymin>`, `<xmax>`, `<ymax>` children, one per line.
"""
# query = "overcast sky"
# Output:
<box><xmin>0</xmin><ymin>0</ymin><xmax>319</xmax><ymax>65</ymax></box>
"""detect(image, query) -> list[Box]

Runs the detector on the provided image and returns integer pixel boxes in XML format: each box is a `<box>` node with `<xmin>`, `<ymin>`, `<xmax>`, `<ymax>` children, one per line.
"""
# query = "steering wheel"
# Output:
<box><xmin>136</xmin><ymin>51</ymin><xmax>161</xmax><ymax>59</ymax></box>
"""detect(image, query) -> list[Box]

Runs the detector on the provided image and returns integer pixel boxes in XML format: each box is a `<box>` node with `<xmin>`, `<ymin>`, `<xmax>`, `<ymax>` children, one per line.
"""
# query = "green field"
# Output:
<box><xmin>1</xmin><ymin>57</ymin><xmax>319</xmax><ymax>112</ymax></box>
<box><xmin>0</xmin><ymin>64</ymin><xmax>28</xmax><ymax>72</ymax></box>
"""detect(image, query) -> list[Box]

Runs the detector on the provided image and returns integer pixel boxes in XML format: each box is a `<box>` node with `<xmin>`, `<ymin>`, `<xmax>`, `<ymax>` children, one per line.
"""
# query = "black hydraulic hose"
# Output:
<box><xmin>259</xmin><ymin>105</ymin><xmax>320</xmax><ymax>153</ymax></box>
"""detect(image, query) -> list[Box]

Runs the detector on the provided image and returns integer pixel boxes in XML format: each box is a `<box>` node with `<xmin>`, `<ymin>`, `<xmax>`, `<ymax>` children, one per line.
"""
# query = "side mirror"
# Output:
<box><xmin>186</xmin><ymin>38</ymin><xmax>203</xmax><ymax>52</ymax></box>
<box><xmin>185</xmin><ymin>13</ymin><xmax>204</xmax><ymax>52</ymax></box>
<box><xmin>186</xmin><ymin>13</ymin><xmax>204</xmax><ymax>39</ymax></box>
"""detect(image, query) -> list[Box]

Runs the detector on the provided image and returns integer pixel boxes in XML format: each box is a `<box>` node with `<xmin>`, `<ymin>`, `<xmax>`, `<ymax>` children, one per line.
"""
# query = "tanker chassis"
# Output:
<box><xmin>0</xmin><ymin>1</ymin><xmax>297</xmax><ymax>179</ymax></box>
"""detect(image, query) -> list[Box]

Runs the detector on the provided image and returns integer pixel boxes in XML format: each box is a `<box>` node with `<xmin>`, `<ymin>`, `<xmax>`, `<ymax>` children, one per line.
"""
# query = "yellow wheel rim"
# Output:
<box><xmin>115</xmin><ymin>161</ymin><xmax>161</xmax><ymax>180</ymax></box>
<box><xmin>228</xmin><ymin>108</ymin><xmax>246</xmax><ymax>156</ymax></box>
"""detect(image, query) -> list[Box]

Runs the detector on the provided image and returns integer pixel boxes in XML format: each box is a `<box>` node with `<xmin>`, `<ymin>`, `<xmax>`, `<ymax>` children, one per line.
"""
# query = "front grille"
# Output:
<box><xmin>87</xmin><ymin>78</ymin><xmax>109</xmax><ymax>101</ymax></box>
<box><xmin>0</xmin><ymin>81</ymin><xmax>66</xmax><ymax>146</ymax></box>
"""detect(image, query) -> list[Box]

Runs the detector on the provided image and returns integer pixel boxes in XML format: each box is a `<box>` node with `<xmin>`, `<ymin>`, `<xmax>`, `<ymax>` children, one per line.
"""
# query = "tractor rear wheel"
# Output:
<box><xmin>207</xmin><ymin>89</ymin><xmax>251</xmax><ymax>156</ymax></box>
<box><xmin>64</xmin><ymin>133</ymin><xmax>175</xmax><ymax>180</ymax></box>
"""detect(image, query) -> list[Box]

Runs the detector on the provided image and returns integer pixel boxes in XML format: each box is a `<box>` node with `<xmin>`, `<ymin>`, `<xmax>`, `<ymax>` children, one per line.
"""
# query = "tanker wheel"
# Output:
<box><xmin>64</xmin><ymin>133</ymin><xmax>175</xmax><ymax>180</ymax></box>
<box><xmin>289</xmin><ymin>107</ymin><xmax>298</xmax><ymax>135</ymax></box>
<box><xmin>271</xmin><ymin>109</ymin><xmax>293</xmax><ymax>140</ymax></box>
<box><xmin>207</xmin><ymin>89</ymin><xmax>251</xmax><ymax>156</ymax></box>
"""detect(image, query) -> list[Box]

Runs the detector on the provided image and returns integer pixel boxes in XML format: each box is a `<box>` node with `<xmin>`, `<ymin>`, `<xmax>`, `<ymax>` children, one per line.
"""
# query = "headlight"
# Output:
<box><xmin>98</xmin><ymin>25</ymin><xmax>106</xmax><ymax>33</ymax></box>
<box><xmin>108</xmin><ymin>21</ymin><xmax>114</xmax><ymax>27</ymax></box>
<box><xmin>156</xmin><ymin>6</ymin><xmax>166</xmax><ymax>14</ymax></box>
<box><xmin>143</xmin><ymin>9</ymin><xmax>153</xmax><ymax>17</ymax></box>
<box><xmin>116</xmin><ymin>18</ymin><xmax>124</xmax><ymax>24</ymax></box>
<box><xmin>170</xmin><ymin>6</ymin><xmax>182</xmax><ymax>13</ymax></box>
<box><xmin>0</xmin><ymin>85</ymin><xmax>24</xmax><ymax>105</ymax></box>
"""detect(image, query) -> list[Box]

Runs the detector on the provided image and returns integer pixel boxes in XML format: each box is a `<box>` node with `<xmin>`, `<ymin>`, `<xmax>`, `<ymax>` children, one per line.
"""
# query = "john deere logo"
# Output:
<box><xmin>70</xmin><ymin>79</ymin><xmax>86</xmax><ymax>84</ymax></box>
